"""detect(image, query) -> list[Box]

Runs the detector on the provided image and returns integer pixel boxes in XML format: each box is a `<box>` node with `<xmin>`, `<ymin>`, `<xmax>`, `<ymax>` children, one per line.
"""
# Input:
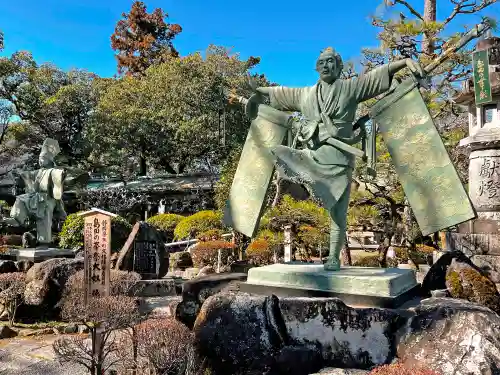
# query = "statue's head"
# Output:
<box><xmin>316</xmin><ymin>47</ymin><xmax>343</xmax><ymax>84</ymax></box>
<box><xmin>38</xmin><ymin>138</ymin><xmax>60</xmax><ymax>168</ymax></box>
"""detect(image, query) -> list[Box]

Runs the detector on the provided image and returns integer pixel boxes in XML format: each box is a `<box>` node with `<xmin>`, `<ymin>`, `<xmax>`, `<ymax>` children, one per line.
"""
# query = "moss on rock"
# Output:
<box><xmin>445</xmin><ymin>260</ymin><xmax>500</xmax><ymax>314</ymax></box>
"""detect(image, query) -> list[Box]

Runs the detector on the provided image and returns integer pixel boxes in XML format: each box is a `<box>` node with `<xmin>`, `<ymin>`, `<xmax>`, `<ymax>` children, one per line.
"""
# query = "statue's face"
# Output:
<box><xmin>316</xmin><ymin>52</ymin><xmax>339</xmax><ymax>84</ymax></box>
<box><xmin>39</xmin><ymin>154</ymin><xmax>54</xmax><ymax>168</ymax></box>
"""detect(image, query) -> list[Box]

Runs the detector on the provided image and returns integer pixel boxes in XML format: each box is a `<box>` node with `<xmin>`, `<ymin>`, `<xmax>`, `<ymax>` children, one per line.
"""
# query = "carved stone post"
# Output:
<box><xmin>284</xmin><ymin>225</ymin><xmax>293</xmax><ymax>263</ymax></box>
<box><xmin>453</xmin><ymin>36</ymin><xmax>500</xmax><ymax>274</ymax></box>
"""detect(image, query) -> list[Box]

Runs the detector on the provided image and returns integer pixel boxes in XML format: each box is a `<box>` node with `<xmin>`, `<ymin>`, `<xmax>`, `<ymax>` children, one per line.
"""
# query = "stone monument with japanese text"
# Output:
<box><xmin>450</xmin><ymin>35</ymin><xmax>500</xmax><ymax>282</ymax></box>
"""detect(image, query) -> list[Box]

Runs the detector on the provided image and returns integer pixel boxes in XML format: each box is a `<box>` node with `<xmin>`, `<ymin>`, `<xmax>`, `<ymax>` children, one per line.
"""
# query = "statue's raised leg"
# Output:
<box><xmin>36</xmin><ymin>199</ymin><xmax>56</xmax><ymax>248</ymax></box>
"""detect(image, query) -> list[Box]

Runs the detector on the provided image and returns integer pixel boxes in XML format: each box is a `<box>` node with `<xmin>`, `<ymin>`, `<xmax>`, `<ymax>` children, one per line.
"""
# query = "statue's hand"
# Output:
<box><xmin>256</xmin><ymin>87</ymin><xmax>271</xmax><ymax>96</ymax></box>
<box><xmin>406</xmin><ymin>59</ymin><xmax>425</xmax><ymax>79</ymax></box>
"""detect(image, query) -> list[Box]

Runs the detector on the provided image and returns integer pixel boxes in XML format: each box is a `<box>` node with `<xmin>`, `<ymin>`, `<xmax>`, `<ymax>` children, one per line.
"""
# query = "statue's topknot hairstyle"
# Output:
<box><xmin>317</xmin><ymin>47</ymin><xmax>343</xmax><ymax>79</ymax></box>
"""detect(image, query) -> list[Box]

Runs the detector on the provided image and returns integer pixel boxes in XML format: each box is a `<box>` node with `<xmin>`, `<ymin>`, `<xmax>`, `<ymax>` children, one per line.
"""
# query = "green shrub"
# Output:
<box><xmin>352</xmin><ymin>254</ymin><xmax>380</xmax><ymax>267</ymax></box>
<box><xmin>261</xmin><ymin>195</ymin><xmax>329</xmax><ymax>233</ymax></box>
<box><xmin>59</xmin><ymin>212</ymin><xmax>132</xmax><ymax>252</ymax></box>
<box><xmin>169</xmin><ymin>251</ymin><xmax>193</xmax><ymax>270</ymax></box>
<box><xmin>146</xmin><ymin>213</ymin><xmax>184</xmax><ymax>241</ymax></box>
<box><xmin>191</xmin><ymin>240</ymin><xmax>236</xmax><ymax>269</ymax></box>
<box><xmin>0</xmin><ymin>200</ymin><xmax>11</xmax><ymax>212</ymax></box>
<box><xmin>174</xmin><ymin>210</ymin><xmax>223</xmax><ymax>240</ymax></box>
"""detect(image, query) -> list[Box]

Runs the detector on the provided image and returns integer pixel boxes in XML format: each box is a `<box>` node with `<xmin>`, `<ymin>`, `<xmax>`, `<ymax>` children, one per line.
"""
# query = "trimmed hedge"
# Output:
<box><xmin>146</xmin><ymin>213</ymin><xmax>184</xmax><ymax>241</ymax></box>
<box><xmin>59</xmin><ymin>212</ymin><xmax>132</xmax><ymax>252</ymax></box>
<box><xmin>174</xmin><ymin>210</ymin><xmax>223</xmax><ymax>240</ymax></box>
<box><xmin>191</xmin><ymin>240</ymin><xmax>236</xmax><ymax>269</ymax></box>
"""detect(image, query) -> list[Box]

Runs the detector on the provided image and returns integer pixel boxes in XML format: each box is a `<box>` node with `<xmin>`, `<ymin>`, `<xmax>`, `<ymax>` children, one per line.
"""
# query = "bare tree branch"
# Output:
<box><xmin>444</xmin><ymin>0</ymin><xmax>498</xmax><ymax>25</ymax></box>
<box><xmin>394</xmin><ymin>0</ymin><xmax>424</xmax><ymax>20</ymax></box>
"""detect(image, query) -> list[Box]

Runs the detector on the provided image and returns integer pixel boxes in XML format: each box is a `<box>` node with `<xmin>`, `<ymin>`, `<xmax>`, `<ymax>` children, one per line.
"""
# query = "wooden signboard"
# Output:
<box><xmin>79</xmin><ymin>208</ymin><xmax>117</xmax><ymax>304</ymax></box>
<box><xmin>473</xmin><ymin>50</ymin><xmax>493</xmax><ymax>105</ymax></box>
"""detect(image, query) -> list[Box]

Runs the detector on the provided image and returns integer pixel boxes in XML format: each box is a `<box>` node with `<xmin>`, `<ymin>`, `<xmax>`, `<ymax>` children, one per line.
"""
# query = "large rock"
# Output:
<box><xmin>279</xmin><ymin>297</ymin><xmax>402</xmax><ymax>368</ymax></box>
<box><xmin>397</xmin><ymin>297</ymin><xmax>500</xmax><ymax>375</ymax></box>
<box><xmin>176</xmin><ymin>272</ymin><xmax>247</xmax><ymax>329</ymax></box>
<box><xmin>310</xmin><ymin>370</ymin><xmax>368</xmax><ymax>375</ymax></box>
<box><xmin>24</xmin><ymin>258</ymin><xmax>83</xmax><ymax>312</ymax></box>
<box><xmin>446</xmin><ymin>258</ymin><xmax>500</xmax><ymax>314</ymax></box>
<box><xmin>421</xmin><ymin>250</ymin><xmax>479</xmax><ymax>296</ymax></box>
<box><xmin>0</xmin><ymin>325</ymin><xmax>17</xmax><ymax>339</ymax></box>
<box><xmin>15</xmin><ymin>260</ymin><xmax>34</xmax><ymax>273</ymax></box>
<box><xmin>115</xmin><ymin>221</ymin><xmax>168</xmax><ymax>279</ymax></box>
<box><xmin>0</xmin><ymin>260</ymin><xmax>17</xmax><ymax>273</ymax></box>
<box><xmin>193</xmin><ymin>292</ymin><xmax>404</xmax><ymax>375</ymax></box>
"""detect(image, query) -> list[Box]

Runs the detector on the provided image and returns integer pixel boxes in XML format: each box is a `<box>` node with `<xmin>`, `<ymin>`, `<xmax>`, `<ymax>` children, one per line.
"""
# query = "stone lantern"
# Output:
<box><xmin>451</xmin><ymin>36</ymin><xmax>500</xmax><ymax>281</ymax></box>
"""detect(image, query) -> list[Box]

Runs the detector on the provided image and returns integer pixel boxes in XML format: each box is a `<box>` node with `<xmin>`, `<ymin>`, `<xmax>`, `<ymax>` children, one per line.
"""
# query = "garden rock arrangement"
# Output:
<box><xmin>176</xmin><ymin>272</ymin><xmax>247</xmax><ymax>328</ymax></box>
<box><xmin>191</xmin><ymin>292</ymin><xmax>500</xmax><ymax>375</ymax></box>
<box><xmin>397</xmin><ymin>297</ymin><xmax>500</xmax><ymax>375</ymax></box>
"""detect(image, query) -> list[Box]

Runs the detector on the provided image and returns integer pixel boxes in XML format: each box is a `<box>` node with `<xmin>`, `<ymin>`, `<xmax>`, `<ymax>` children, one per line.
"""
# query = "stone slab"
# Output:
<box><xmin>3</xmin><ymin>248</ymin><xmax>75</xmax><ymax>262</ymax></box>
<box><xmin>242</xmin><ymin>263</ymin><xmax>419</xmax><ymax>308</ymax></box>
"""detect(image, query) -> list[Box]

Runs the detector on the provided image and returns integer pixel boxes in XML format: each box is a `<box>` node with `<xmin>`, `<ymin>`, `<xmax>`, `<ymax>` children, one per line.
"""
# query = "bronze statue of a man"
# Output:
<box><xmin>4</xmin><ymin>138</ymin><xmax>67</xmax><ymax>247</ymax></box>
<box><xmin>255</xmin><ymin>48</ymin><xmax>424</xmax><ymax>270</ymax></box>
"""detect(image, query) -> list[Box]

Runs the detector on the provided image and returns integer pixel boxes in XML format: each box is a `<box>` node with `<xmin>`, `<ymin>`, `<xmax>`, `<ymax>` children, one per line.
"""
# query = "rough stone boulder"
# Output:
<box><xmin>397</xmin><ymin>297</ymin><xmax>500</xmax><ymax>375</ymax></box>
<box><xmin>193</xmin><ymin>293</ymin><xmax>403</xmax><ymax>375</ymax></box>
<box><xmin>446</xmin><ymin>258</ymin><xmax>500</xmax><ymax>314</ymax></box>
<box><xmin>310</xmin><ymin>370</ymin><xmax>368</xmax><ymax>375</ymax></box>
<box><xmin>15</xmin><ymin>260</ymin><xmax>34</xmax><ymax>272</ymax></box>
<box><xmin>0</xmin><ymin>260</ymin><xmax>17</xmax><ymax>274</ymax></box>
<box><xmin>176</xmin><ymin>272</ymin><xmax>247</xmax><ymax>329</ymax></box>
<box><xmin>24</xmin><ymin>258</ymin><xmax>83</xmax><ymax>311</ymax></box>
<box><xmin>115</xmin><ymin>221</ymin><xmax>168</xmax><ymax>279</ymax></box>
<box><xmin>421</xmin><ymin>250</ymin><xmax>476</xmax><ymax>296</ymax></box>
<box><xmin>279</xmin><ymin>297</ymin><xmax>402</xmax><ymax>369</ymax></box>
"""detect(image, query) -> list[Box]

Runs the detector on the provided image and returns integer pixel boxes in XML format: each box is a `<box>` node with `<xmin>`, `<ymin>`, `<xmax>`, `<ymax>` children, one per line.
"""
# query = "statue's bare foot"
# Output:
<box><xmin>323</xmin><ymin>257</ymin><xmax>340</xmax><ymax>271</ymax></box>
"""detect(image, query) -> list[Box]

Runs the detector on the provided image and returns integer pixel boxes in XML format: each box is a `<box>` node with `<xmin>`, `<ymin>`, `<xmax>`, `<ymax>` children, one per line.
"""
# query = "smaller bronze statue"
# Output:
<box><xmin>2</xmin><ymin>138</ymin><xmax>88</xmax><ymax>248</ymax></box>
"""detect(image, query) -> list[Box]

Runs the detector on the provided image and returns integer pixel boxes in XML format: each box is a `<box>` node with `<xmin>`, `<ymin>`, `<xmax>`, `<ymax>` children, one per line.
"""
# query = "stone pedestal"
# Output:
<box><xmin>240</xmin><ymin>263</ymin><xmax>419</xmax><ymax>308</ymax></box>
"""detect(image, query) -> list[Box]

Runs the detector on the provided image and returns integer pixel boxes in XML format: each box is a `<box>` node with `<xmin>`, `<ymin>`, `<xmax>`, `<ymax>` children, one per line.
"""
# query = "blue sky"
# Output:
<box><xmin>0</xmin><ymin>0</ymin><xmax>498</xmax><ymax>87</ymax></box>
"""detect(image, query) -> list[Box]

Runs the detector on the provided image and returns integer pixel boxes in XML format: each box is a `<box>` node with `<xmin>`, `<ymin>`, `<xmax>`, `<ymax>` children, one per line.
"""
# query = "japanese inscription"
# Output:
<box><xmin>473</xmin><ymin>50</ymin><xmax>492</xmax><ymax>105</ymax></box>
<box><xmin>83</xmin><ymin>212</ymin><xmax>111</xmax><ymax>302</ymax></box>
<box><xmin>478</xmin><ymin>158</ymin><xmax>500</xmax><ymax>198</ymax></box>
<box><xmin>133</xmin><ymin>240</ymin><xmax>158</xmax><ymax>276</ymax></box>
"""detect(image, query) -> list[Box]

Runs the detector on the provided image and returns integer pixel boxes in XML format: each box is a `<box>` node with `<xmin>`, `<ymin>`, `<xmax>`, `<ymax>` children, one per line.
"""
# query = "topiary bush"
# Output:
<box><xmin>246</xmin><ymin>239</ymin><xmax>274</xmax><ymax>266</ymax></box>
<box><xmin>352</xmin><ymin>254</ymin><xmax>380</xmax><ymax>267</ymax></box>
<box><xmin>246</xmin><ymin>230</ymin><xmax>284</xmax><ymax>266</ymax></box>
<box><xmin>191</xmin><ymin>240</ymin><xmax>236</xmax><ymax>269</ymax></box>
<box><xmin>174</xmin><ymin>210</ymin><xmax>223</xmax><ymax>240</ymax></box>
<box><xmin>196</xmin><ymin>229</ymin><xmax>223</xmax><ymax>242</ymax></box>
<box><xmin>146</xmin><ymin>213</ymin><xmax>184</xmax><ymax>242</ymax></box>
<box><xmin>169</xmin><ymin>251</ymin><xmax>193</xmax><ymax>271</ymax></box>
<box><xmin>59</xmin><ymin>212</ymin><xmax>133</xmax><ymax>252</ymax></box>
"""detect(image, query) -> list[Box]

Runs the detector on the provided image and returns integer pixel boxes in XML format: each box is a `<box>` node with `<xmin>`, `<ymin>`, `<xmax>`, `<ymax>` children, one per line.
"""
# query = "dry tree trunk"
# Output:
<box><xmin>422</xmin><ymin>0</ymin><xmax>437</xmax><ymax>55</ymax></box>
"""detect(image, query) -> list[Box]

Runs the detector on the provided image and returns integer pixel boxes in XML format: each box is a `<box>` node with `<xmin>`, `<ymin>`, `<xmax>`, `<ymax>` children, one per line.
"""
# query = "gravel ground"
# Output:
<box><xmin>0</xmin><ymin>335</ymin><xmax>90</xmax><ymax>375</ymax></box>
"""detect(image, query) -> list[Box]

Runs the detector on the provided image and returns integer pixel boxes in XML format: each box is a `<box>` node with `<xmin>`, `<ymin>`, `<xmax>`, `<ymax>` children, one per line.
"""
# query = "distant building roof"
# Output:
<box><xmin>86</xmin><ymin>173</ymin><xmax>218</xmax><ymax>192</ymax></box>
